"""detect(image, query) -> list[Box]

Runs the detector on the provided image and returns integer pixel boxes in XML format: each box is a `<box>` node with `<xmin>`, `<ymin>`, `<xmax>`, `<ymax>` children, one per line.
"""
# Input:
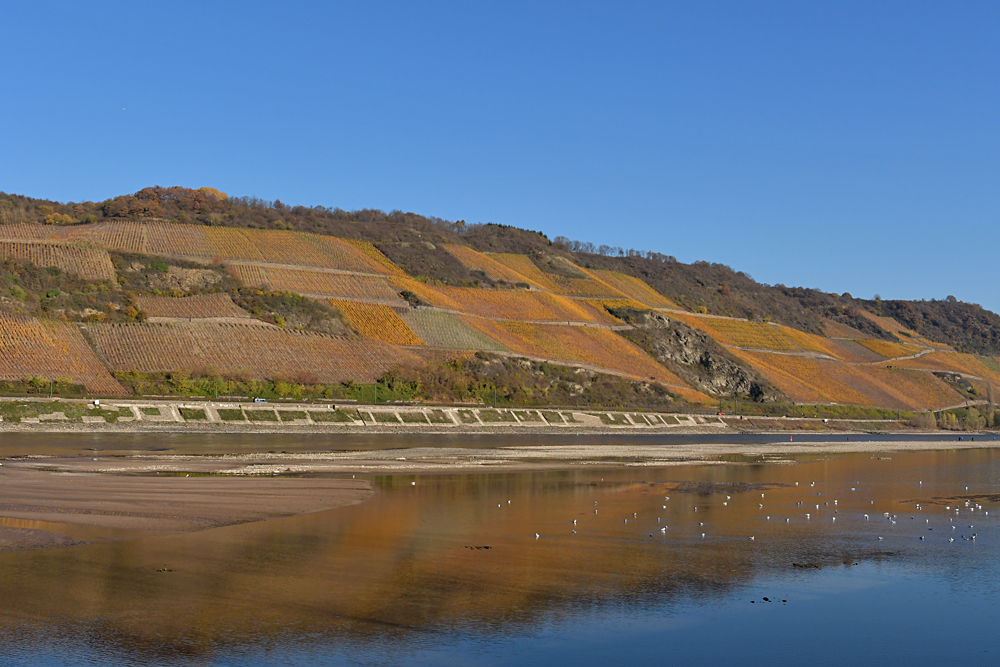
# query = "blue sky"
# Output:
<box><xmin>2</xmin><ymin>2</ymin><xmax>998</xmax><ymax>309</ymax></box>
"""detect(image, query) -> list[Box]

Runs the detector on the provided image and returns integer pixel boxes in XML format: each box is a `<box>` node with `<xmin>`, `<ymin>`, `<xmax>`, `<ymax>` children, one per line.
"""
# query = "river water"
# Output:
<box><xmin>0</xmin><ymin>440</ymin><xmax>998</xmax><ymax>666</ymax></box>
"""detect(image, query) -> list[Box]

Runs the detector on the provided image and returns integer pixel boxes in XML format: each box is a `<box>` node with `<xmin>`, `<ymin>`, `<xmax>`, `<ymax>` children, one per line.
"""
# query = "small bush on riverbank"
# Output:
<box><xmin>399</xmin><ymin>412</ymin><xmax>430</xmax><ymax>424</ymax></box>
<box><xmin>217</xmin><ymin>408</ymin><xmax>245</xmax><ymax>421</ymax></box>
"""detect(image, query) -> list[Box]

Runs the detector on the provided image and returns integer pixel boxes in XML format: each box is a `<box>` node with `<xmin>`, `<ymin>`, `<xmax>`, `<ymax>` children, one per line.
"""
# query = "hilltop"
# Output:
<box><xmin>0</xmin><ymin>186</ymin><xmax>998</xmax><ymax>428</ymax></box>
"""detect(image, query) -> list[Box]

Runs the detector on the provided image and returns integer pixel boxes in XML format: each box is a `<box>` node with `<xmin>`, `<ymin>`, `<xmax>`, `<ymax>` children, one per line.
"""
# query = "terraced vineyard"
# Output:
<box><xmin>136</xmin><ymin>294</ymin><xmax>252</xmax><ymax>320</ymax></box>
<box><xmin>230</xmin><ymin>264</ymin><xmax>405</xmax><ymax>304</ymax></box>
<box><xmin>732</xmin><ymin>349</ymin><xmax>961</xmax><ymax>410</ymax></box>
<box><xmin>820</xmin><ymin>317</ymin><xmax>869</xmax><ymax>339</ymax></box>
<box><xmin>485</xmin><ymin>254</ymin><xmax>562</xmax><ymax>291</ymax></box>
<box><xmin>823</xmin><ymin>339</ymin><xmax>889</xmax><ymax>364</ymax></box>
<box><xmin>583</xmin><ymin>298</ymin><xmax>649</xmax><ymax>322</ymax></box>
<box><xmin>58</xmin><ymin>220</ymin><xmax>148</xmax><ymax>253</ymax></box>
<box><xmin>239</xmin><ymin>229</ymin><xmax>340</xmax><ymax>266</ymax></box>
<box><xmin>669</xmin><ymin>312</ymin><xmax>841</xmax><ymax>356</ymax></box>
<box><xmin>855</xmin><ymin>310</ymin><xmax>949</xmax><ymax>350</ymax></box>
<box><xmin>341</xmin><ymin>239</ymin><xmax>406</xmax><ymax>275</ymax></box>
<box><xmin>443</xmin><ymin>245</ymin><xmax>532</xmax><ymax>284</ymax></box>
<box><xmin>0</xmin><ymin>313</ymin><xmax>126</xmax><ymax>395</ymax></box>
<box><xmin>888</xmin><ymin>351</ymin><xmax>1000</xmax><ymax>388</ymax></box>
<box><xmin>0</xmin><ymin>224</ymin><xmax>56</xmax><ymax>242</ymax></box>
<box><xmin>0</xmin><ymin>241</ymin><xmax>116</xmax><ymax>281</ymax></box>
<box><xmin>391</xmin><ymin>278</ymin><xmax>618</xmax><ymax>323</ymax></box>
<box><xmin>3</xmin><ymin>205</ymin><xmax>993</xmax><ymax>412</ymax></box>
<box><xmin>483</xmin><ymin>254</ymin><xmax>622</xmax><ymax>296</ymax></box>
<box><xmin>855</xmin><ymin>339</ymin><xmax>923</xmax><ymax>359</ymax></box>
<box><xmin>0</xmin><ymin>222</ymin><xmax>402</xmax><ymax>275</ymax></box>
<box><xmin>204</xmin><ymin>226</ymin><xmax>261</xmax><ymax>261</ymax></box>
<box><xmin>400</xmin><ymin>310</ymin><xmax>509</xmax><ymax>351</ymax></box>
<box><xmin>143</xmin><ymin>221</ymin><xmax>210</xmax><ymax>256</ymax></box>
<box><xmin>87</xmin><ymin>321</ymin><xmax>419</xmax><ymax>383</ymax></box>
<box><xmin>464</xmin><ymin>319</ymin><xmax>703</xmax><ymax>397</ymax></box>
<box><xmin>589</xmin><ymin>270</ymin><xmax>679</xmax><ymax>309</ymax></box>
<box><xmin>329</xmin><ymin>300</ymin><xmax>423</xmax><ymax>345</ymax></box>
<box><xmin>550</xmin><ymin>276</ymin><xmax>623</xmax><ymax>297</ymax></box>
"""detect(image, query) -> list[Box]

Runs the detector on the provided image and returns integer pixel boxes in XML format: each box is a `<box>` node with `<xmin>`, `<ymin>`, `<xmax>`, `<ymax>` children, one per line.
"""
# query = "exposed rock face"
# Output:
<box><xmin>609</xmin><ymin>308</ymin><xmax>780</xmax><ymax>401</ymax></box>
<box><xmin>154</xmin><ymin>267</ymin><xmax>225</xmax><ymax>292</ymax></box>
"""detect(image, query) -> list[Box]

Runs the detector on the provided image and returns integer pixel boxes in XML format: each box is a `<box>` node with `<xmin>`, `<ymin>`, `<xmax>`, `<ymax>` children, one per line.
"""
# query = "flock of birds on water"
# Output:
<box><xmin>499</xmin><ymin>477</ymin><xmax>993</xmax><ymax>546</ymax></box>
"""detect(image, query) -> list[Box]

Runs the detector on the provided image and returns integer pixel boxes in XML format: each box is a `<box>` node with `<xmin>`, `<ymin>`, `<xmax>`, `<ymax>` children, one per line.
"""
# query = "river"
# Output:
<box><xmin>0</xmin><ymin>439</ymin><xmax>997</xmax><ymax>665</ymax></box>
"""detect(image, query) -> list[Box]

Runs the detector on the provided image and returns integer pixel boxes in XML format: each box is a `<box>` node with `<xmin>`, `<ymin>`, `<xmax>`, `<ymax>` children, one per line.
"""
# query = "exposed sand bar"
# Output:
<box><xmin>0</xmin><ymin>436</ymin><xmax>990</xmax><ymax>552</ymax></box>
<box><xmin>0</xmin><ymin>467</ymin><xmax>372</xmax><ymax>534</ymax></box>
<box><xmin>5</xmin><ymin>437</ymin><xmax>996</xmax><ymax>478</ymax></box>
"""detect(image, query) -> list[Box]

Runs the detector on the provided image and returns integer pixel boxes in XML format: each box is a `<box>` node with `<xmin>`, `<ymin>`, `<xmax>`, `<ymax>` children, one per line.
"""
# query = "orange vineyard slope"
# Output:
<box><xmin>443</xmin><ymin>245</ymin><xmax>534</xmax><ymax>284</ymax></box>
<box><xmin>0</xmin><ymin>222</ymin><xmax>405</xmax><ymax>275</ymax></box>
<box><xmin>135</xmin><ymin>294</ymin><xmax>252</xmax><ymax>320</ymax></box>
<box><xmin>0</xmin><ymin>313</ymin><xmax>126</xmax><ymax>395</ymax></box>
<box><xmin>329</xmin><ymin>300</ymin><xmax>423</xmax><ymax>346</ymax></box>
<box><xmin>589</xmin><ymin>270</ymin><xmax>679</xmax><ymax>309</ymax></box>
<box><xmin>464</xmin><ymin>318</ymin><xmax>707</xmax><ymax>401</ymax></box>
<box><xmin>0</xmin><ymin>242</ymin><xmax>116</xmax><ymax>281</ymax></box>
<box><xmin>391</xmin><ymin>278</ymin><xmax>617</xmax><ymax>323</ymax></box>
<box><xmin>87</xmin><ymin>321</ymin><xmax>420</xmax><ymax>383</ymax></box>
<box><xmin>231</xmin><ymin>264</ymin><xmax>405</xmax><ymax>304</ymax></box>
<box><xmin>732</xmin><ymin>349</ymin><xmax>961</xmax><ymax>410</ymax></box>
<box><xmin>668</xmin><ymin>312</ymin><xmax>842</xmax><ymax>357</ymax></box>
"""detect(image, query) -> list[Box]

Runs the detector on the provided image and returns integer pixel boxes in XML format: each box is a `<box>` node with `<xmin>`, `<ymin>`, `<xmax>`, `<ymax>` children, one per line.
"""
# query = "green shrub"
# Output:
<box><xmin>478</xmin><ymin>410</ymin><xmax>506</xmax><ymax>423</ymax></box>
<box><xmin>589</xmin><ymin>412</ymin><xmax>629</xmax><ymax>425</ymax></box>
<box><xmin>309</xmin><ymin>409</ymin><xmax>359</xmax><ymax>422</ymax></box>
<box><xmin>427</xmin><ymin>409</ymin><xmax>454</xmax><ymax>424</ymax></box>
<box><xmin>217</xmin><ymin>408</ymin><xmax>245</xmax><ymax>421</ymax></box>
<box><xmin>246</xmin><ymin>409</ymin><xmax>279</xmax><ymax>422</ymax></box>
<box><xmin>457</xmin><ymin>409</ymin><xmax>479</xmax><ymax>424</ymax></box>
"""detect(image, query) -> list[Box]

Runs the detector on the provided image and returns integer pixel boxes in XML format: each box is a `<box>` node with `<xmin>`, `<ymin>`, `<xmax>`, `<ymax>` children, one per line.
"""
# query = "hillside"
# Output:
<box><xmin>0</xmin><ymin>186</ymin><xmax>998</xmax><ymax>422</ymax></box>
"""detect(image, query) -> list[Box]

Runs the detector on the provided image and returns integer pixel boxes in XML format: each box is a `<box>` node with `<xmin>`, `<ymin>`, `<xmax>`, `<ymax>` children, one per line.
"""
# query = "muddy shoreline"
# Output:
<box><xmin>1</xmin><ymin>435</ymin><xmax>993</xmax><ymax>554</ymax></box>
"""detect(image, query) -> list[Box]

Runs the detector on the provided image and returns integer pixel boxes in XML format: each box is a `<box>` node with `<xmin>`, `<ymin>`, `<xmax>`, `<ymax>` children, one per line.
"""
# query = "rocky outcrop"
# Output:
<box><xmin>609</xmin><ymin>308</ymin><xmax>780</xmax><ymax>401</ymax></box>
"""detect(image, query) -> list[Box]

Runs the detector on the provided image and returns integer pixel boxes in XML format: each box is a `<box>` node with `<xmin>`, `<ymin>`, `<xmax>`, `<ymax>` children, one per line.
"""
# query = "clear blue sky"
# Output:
<box><xmin>2</xmin><ymin>2</ymin><xmax>998</xmax><ymax>310</ymax></box>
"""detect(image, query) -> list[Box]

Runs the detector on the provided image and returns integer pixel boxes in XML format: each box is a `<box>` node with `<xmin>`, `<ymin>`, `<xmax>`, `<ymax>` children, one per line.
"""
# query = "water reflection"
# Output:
<box><xmin>1</xmin><ymin>448</ymin><xmax>999</xmax><ymax>665</ymax></box>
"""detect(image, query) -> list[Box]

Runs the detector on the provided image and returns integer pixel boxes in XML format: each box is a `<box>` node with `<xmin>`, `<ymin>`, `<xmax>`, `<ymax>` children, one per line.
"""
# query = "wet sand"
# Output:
<box><xmin>0</xmin><ymin>436</ymin><xmax>992</xmax><ymax>553</ymax></box>
<box><xmin>4</xmin><ymin>436</ymin><xmax>996</xmax><ymax>477</ymax></box>
<box><xmin>0</xmin><ymin>466</ymin><xmax>371</xmax><ymax>551</ymax></box>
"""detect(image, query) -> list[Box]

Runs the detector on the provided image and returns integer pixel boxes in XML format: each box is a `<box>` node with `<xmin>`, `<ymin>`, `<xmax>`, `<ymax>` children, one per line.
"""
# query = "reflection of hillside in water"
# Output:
<box><xmin>0</xmin><ymin>448</ymin><xmax>998</xmax><ymax>659</ymax></box>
